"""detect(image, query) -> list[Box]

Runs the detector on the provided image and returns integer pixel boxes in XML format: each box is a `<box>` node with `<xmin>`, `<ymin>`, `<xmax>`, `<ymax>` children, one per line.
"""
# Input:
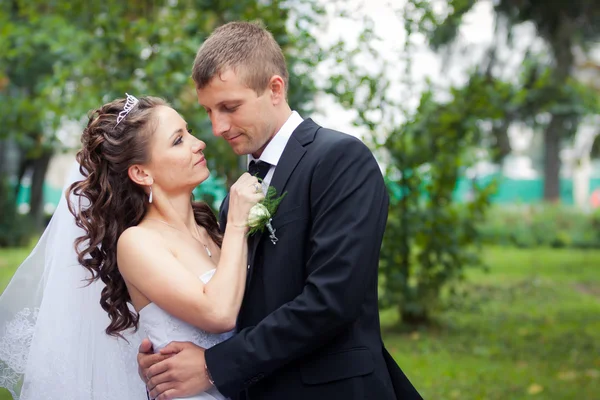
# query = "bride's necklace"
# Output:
<box><xmin>146</xmin><ymin>218</ymin><xmax>212</xmax><ymax>258</ymax></box>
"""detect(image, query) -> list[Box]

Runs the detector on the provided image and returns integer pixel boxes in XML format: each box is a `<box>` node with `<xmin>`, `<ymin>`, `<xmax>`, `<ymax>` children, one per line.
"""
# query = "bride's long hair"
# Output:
<box><xmin>68</xmin><ymin>96</ymin><xmax>223</xmax><ymax>337</ymax></box>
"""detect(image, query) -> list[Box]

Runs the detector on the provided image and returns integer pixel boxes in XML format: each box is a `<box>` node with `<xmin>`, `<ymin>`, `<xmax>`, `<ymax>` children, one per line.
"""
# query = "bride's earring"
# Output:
<box><xmin>148</xmin><ymin>186</ymin><xmax>153</xmax><ymax>203</ymax></box>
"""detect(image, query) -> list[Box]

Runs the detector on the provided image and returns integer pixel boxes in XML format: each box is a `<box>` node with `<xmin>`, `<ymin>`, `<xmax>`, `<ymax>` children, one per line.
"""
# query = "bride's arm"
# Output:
<box><xmin>117</xmin><ymin>223</ymin><xmax>247</xmax><ymax>334</ymax></box>
<box><xmin>118</xmin><ymin>172</ymin><xmax>262</xmax><ymax>334</ymax></box>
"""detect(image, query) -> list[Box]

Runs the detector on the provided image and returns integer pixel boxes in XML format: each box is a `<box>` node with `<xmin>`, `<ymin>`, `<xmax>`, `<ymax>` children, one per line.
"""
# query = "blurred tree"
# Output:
<box><xmin>0</xmin><ymin>0</ymin><xmax>323</xmax><ymax>230</ymax></box>
<box><xmin>408</xmin><ymin>0</ymin><xmax>600</xmax><ymax>201</ymax></box>
<box><xmin>378</xmin><ymin>83</ymin><xmax>498</xmax><ymax>324</ymax></box>
<box><xmin>325</xmin><ymin>15</ymin><xmax>497</xmax><ymax>325</ymax></box>
<box><xmin>0</xmin><ymin>2</ymin><xmax>85</xmax><ymax>229</ymax></box>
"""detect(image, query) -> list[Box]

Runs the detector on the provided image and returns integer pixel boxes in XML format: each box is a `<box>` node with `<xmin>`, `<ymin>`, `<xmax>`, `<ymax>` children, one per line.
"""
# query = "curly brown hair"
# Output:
<box><xmin>67</xmin><ymin>96</ymin><xmax>222</xmax><ymax>337</ymax></box>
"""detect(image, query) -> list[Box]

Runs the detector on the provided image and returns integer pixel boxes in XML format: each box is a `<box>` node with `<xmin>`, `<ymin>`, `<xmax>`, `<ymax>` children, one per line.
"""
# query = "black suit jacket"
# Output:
<box><xmin>205</xmin><ymin>119</ymin><xmax>422</xmax><ymax>400</ymax></box>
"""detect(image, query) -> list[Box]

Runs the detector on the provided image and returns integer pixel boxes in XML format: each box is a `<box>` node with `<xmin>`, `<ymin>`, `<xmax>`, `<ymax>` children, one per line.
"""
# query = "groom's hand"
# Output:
<box><xmin>137</xmin><ymin>338</ymin><xmax>171</xmax><ymax>385</ymax></box>
<box><xmin>146</xmin><ymin>341</ymin><xmax>212</xmax><ymax>400</ymax></box>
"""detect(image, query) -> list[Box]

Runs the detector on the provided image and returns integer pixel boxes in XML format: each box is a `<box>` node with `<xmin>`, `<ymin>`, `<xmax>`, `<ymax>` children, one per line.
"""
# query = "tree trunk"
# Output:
<box><xmin>16</xmin><ymin>158</ymin><xmax>30</xmax><ymax>198</ymax></box>
<box><xmin>543</xmin><ymin>115</ymin><xmax>563</xmax><ymax>201</ymax></box>
<box><xmin>543</xmin><ymin>16</ymin><xmax>574</xmax><ymax>201</ymax></box>
<box><xmin>0</xmin><ymin>140</ymin><xmax>6</xmax><ymax>177</ymax></box>
<box><xmin>492</xmin><ymin>121</ymin><xmax>512</xmax><ymax>163</ymax></box>
<box><xmin>29</xmin><ymin>151</ymin><xmax>52</xmax><ymax>230</ymax></box>
<box><xmin>400</xmin><ymin>306</ymin><xmax>429</xmax><ymax>326</ymax></box>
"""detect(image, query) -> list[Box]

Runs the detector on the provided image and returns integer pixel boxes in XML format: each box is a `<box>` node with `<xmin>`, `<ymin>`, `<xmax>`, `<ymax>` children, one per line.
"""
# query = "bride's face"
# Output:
<box><xmin>145</xmin><ymin>105</ymin><xmax>209</xmax><ymax>194</ymax></box>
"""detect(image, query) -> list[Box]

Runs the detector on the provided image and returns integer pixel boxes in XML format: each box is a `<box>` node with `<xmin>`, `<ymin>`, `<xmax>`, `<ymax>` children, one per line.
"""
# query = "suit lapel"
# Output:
<box><xmin>269</xmin><ymin>136</ymin><xmax>306</xmax><ymax>198</ymax></box>
<box><xmin>245</xmin><ymin>119</ymin><xmax>319</xmax><ymax>288</ymax></box>
<box><xmin>247</xmin><ymin>138</ymin><xmax>305</xmax><ymax>261</ymax></box>
<box><xmin>247</xmin><ymin>120</ymin><xmax>318</xmax><ymax>262</ymax></box>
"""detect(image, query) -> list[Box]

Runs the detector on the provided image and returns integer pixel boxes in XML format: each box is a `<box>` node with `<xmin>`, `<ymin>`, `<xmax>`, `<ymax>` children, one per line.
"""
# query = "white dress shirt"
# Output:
<box><xmin>248</xmin><ymin>111</ymin><xmax>304</xmax><ymax>191</ymax></box>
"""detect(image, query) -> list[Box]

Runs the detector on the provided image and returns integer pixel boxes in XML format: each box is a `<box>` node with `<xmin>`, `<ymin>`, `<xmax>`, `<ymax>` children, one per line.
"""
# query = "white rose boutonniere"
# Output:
<box><xmin>248</xmin><ymin>203</ymin><xmax>270</xmax><ymax>228</ymax></box>
<box><xmin>247</xmin><ymin>186</ymin><xmax>286</xmax><ymax>244</ymax></box>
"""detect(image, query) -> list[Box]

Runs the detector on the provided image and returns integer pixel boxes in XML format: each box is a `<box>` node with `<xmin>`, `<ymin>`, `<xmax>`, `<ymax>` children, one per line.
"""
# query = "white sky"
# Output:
<box><xmin>310</xmin><ymin>0</ymin><xmax>544</xmax><ymax>139</ymax></box>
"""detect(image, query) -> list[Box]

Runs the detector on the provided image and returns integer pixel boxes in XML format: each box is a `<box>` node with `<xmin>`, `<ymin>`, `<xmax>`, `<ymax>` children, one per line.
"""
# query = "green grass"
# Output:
<box><xmin>0</xmin><ymin>245</ymin><xmax>31</xmax><ymax>400</ymax></box>
<box><xmin>0</xmin><ymin>246</ymin><xmax>598</xmax><ymax>399</ymax></box>
<box><xmin>384</xmin><ymin>247</ymin><xmax>600</xmax><ymax>399</ymax></box>
<box><xmin>0</xmin><ymin>246</ymin><xmax>31</xmax><ymax>293</ymax></box>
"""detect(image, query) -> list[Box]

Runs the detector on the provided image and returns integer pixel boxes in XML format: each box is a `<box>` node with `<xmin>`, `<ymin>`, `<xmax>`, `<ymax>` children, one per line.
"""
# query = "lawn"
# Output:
<box><xmin>0</xmin><ymin>246</ymin><xmax>31</xmax><ymax>293</ymax></box>
<box><xmin>0</xmin><ymin>245</ymin><xmax>32</xmax><ymax>400</ymax></box>
<box><xmin>385</xmin><ymin>247</ymin><xmax>600</xmax><ymax>399</ymax></box>
<box><xmin>0</xmin><ymin>246</ymin><xmax>598</xmax><ymax>399</ymax></box>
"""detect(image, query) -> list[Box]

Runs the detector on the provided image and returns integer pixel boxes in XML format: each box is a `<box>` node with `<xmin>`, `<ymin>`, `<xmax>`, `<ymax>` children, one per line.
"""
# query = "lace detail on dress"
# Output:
<box><xmin>0</xmin><ymin>308</ymin><xmax>39</xmax><ymax>399</ymax></box>
<box><xmin>139</xmin><ymin>302</ymin><xmax>232</xmax><ymax>351</ymax></box>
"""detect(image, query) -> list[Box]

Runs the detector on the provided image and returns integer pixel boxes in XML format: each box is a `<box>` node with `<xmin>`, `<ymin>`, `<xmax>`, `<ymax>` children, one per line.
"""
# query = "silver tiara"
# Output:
<box><xmin>114</xmin><ymin>93</ymin><xmax>139</xmax><ymax>127</ymax></box>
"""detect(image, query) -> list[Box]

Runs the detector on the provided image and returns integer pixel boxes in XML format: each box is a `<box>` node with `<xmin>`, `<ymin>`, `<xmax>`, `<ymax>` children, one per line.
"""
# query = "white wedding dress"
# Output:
<box><xmin>0</xmin><ymin>162</ymin><xmax>233</xmax><ymax>400</ymax></box>
<box><xmin>138</xmin><ymin>268</ymin><xmax>233</xmax><ymax>400</ymax></box>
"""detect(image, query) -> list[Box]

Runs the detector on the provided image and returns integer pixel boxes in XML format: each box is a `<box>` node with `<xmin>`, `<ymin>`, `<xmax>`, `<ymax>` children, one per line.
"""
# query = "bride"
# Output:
<box><xmin>0</xmin><ymin>94</ymin><xmax>263</xmax><ymax>399</ymax></box>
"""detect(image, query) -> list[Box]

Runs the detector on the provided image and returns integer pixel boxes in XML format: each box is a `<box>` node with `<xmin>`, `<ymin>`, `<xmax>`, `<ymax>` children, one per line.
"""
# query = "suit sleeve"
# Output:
<box><xmin>205</xmin><ymin>137</ymin><xmax>389</xmax><ymax>396</ymax></box>
<box><xmin>218</xmin><ymin>194</ymin><xmax>229</xmax><ymax>234</ymax></box>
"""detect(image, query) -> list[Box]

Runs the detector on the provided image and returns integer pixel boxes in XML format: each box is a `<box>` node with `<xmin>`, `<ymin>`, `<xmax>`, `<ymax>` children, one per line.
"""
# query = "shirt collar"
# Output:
<box><xmin>247</xmin><ymin>111</ymin><xmax>303</xmax><ymax>167</ymax></box>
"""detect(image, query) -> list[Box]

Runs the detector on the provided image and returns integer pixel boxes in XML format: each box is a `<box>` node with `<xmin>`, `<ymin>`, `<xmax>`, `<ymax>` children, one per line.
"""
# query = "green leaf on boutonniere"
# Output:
<box><xmin>247</xmin><ymin>185</ymin><xmax>286</xmax><ymax>236</ymax></box>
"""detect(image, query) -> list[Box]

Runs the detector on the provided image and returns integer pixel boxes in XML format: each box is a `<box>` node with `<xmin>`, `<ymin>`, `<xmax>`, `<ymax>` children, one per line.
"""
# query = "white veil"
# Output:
<box><xmin>0</xmin><ymin>161</ymin><xmax>147</xmax><ymax>399</ymax></box>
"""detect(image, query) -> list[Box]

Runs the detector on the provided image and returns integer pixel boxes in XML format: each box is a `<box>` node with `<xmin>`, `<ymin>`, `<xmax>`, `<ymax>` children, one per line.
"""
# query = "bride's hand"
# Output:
<box><xmin>227</xmin><ymin>172</ymin><xmax>265</xmax><ymax>229</ymax></box>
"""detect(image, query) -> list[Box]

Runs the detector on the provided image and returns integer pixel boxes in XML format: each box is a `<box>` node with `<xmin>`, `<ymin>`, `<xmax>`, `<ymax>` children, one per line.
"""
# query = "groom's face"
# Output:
<box><xmin>196</xmin><ymin>69</ymin><xmax>276</xmax><ymax>158</ymax></box>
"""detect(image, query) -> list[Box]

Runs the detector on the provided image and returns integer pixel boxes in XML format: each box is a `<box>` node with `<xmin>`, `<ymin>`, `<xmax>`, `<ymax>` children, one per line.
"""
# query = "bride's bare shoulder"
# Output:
<box><xmin>116</xmin><ymin>226</ymin><xmax>174</xmax><ymax>279</ymax></box>
<box><xmin>117</xmin><ymin>225</ymin><xmax>163</xmax><ymax>252</ymax></box>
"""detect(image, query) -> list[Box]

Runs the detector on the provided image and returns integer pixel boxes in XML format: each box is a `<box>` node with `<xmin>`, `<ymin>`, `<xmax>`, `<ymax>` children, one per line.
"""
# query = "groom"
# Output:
<box><xmin>139</xmin><ymin>21</ymin><xmax>422</xmax><ymax>400</ymax></box>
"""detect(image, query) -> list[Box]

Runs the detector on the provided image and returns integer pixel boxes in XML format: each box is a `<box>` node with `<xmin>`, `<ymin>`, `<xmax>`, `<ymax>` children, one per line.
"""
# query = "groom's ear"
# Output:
<box><xmin>128</xmin><ymin>164</ymin><xmax>153</xmax><ymax>187</ymax></box>
<box><xmin>268</xmin><ymin>75</ymin><xmax>286</xmax><ymax>105</ymax></box>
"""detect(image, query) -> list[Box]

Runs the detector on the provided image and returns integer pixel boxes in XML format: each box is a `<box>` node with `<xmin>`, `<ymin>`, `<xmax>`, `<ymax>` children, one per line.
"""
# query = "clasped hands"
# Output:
<box><xmin>137</xmin><ymin>338</ymin><xmax>213</xmax><ymax>400</ymax></box>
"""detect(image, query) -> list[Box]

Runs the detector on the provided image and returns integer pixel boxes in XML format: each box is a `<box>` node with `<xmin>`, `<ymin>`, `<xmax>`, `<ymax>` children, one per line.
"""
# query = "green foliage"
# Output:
<box><xmin>0</xmin><ymin>0</ymin><xmax>324</xmax><ymax>227</ymax></box>
<box><xmin>479</xmin><ymin>205</ymin><xmax>600</xmax><ymax>249</ymax></box>
<box><xmin>414</xmin><ymin>0</ymin><xmax>478</xmax><ymax>51</ymax></box>
<box><xmin>378</xmin><ymin>84</ymin><xmax>498</xmax><ymax>324</ymax></box>
<box><xmin>0</xmin><ymin>180</ymin><xmax>34</xmax><ymax>248</ymax></box>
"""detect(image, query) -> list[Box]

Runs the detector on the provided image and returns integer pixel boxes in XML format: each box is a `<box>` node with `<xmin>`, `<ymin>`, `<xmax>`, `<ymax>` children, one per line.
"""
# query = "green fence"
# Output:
<box><xmin>388</xmin><ymin>174</ymin><xmax>600</xmax><ymax>205</ymax></box>
<box><xmin>16</xmin><ymin>173</ymin><xmax>228</xmax><ymax>214</ymax></box>
<box><xmin>454</xmin><ymin>175</ymin><xmax>600</xmax><ymax>204</ymax></box>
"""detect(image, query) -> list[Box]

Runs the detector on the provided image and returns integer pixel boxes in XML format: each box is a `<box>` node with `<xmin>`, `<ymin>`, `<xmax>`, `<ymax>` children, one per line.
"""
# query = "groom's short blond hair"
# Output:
<box><xmin>192</xmin><ymin>21</ymin><xmax>289</xmax><ymax>95</ymax></box>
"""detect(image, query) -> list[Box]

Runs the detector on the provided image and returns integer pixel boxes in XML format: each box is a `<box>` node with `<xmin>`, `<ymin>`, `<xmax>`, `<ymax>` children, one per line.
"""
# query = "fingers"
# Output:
<box><xmin>232</xmin><ymin>174</ymin><xmax>260</xmax><ymax>192</ymax></box>
<box><xmin>252</xmin><ymin>190</ymin><xmax>265</xmax><ymax>201</ymax></box>
<box><xmin>149</xmin><ymin>381</ymin><xmax>177</xmax><ymax>399</ymax></box>
<box><xmin>156</xmin><ymin>388</ymin><xmax>180</xmax><ymax>400</ymax></box>
<box><xmin>145</xmin><ymin>345</ymin><xmax>208</xmax><ymax>399</ymax></box>
<box><xmin>243</xmin><ymin>178</ymin><xmax>265</xmax><ymax>199</ymax></box>
<box><xmin>138</xmin><ymin>338</ymin><xmax>156</xmax><ymax>383</ymax></box>
<box><xmin>139</xmin><ymin>352</ymin><xmax>169</xmax><ymax>370</ymax></box>
<box><xmin>139</xmin><ymin>338</ymin><xmax>153</xmax><ymax>353</ymax></box>
<box><xmin>147</xmin><ymin>357</ymin><xmax>173</xmax><ymax>382</ymax></box>
<box><xmin>237</xmin><ymin>172</ymin><xmax>266</xmax><ymax>191</ymax></box>
<box><xmin>236</xmin><ymin>171</ymin><xmax>255</xmax><ymax>184</ymax></box>
<box><xmin>230</xmin><ymin>176</ymin><xmax>264</xmax><ymax>205</ymax></box>
<box><xmin>159</xmin><ymin>341</ymin><xmax>184</xmax><ymax>355</ymax></box>
<box><xmin>146</xmin><ymin>361</ymin><xmax>174</xmax><ymax>390</ymax></box>
<box><xmin>227</xmin><ymin>173</ymin><xmax>266</xmax><ymax>227</ymax></box>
